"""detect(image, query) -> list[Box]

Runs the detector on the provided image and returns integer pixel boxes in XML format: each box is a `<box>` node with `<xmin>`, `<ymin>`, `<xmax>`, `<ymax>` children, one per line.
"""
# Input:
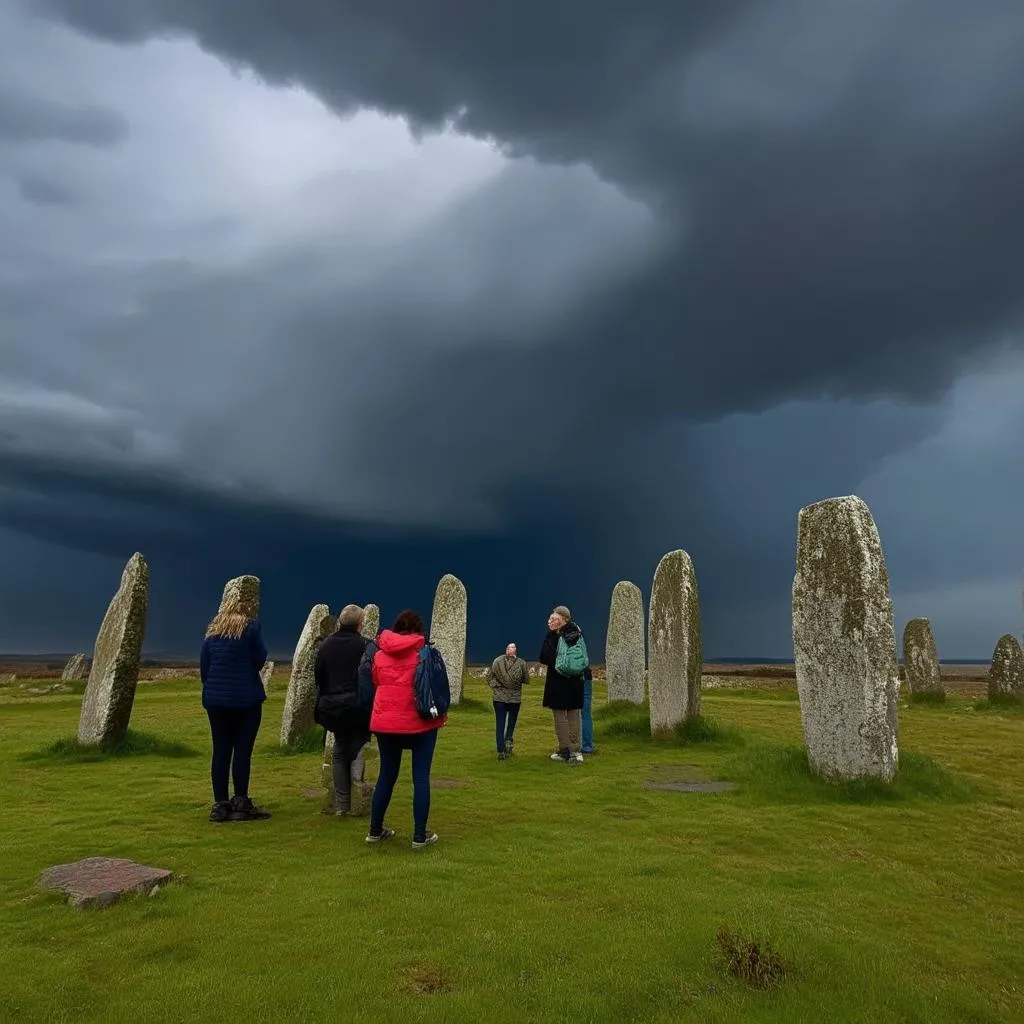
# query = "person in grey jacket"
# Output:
<box><xmin>486</xmin><ymin>643</ymin><xmax>530</xmax><ymax>760</ymax></box>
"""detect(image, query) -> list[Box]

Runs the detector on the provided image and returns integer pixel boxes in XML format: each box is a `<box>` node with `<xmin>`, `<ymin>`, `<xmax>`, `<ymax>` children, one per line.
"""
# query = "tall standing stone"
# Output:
<box><xmin>61</xmin><ymin>653</ymin><xmax>89</xmax><ymax>681</ymax></box>
<box><xmin>647</xmin><ymin>551</ymin><xmax>702</xmax><ymax>732</ymax></box>
<box><xmin>606</xmin><ymin>581</ymin><xmax>645</xmax><ymax>704</ymax></box>
<box><xmin>259</xmin><ymin>661</ymin><xmax>274</xmax><ymax>693</ymax></box>
<box><xmin>280</xmin><ymin>604</ymin><xmax>334</xmax><ymax>746</ymax></box>
<box><xmin>792</xmin><ymin>495</ymin><xmax>899</xmax><ymax>782</ymax></box>
<box><xmin>219</xmin><ymin>575</ymin><xmax>259</xmax><ymax>617</ymax></box>
<box><xmin>430</xmin><ymin>574</ymin><xmax>467</xmax><ymax>705</ymax></box>
<box><xmin>902</xmin><ymin>617</ymin><xmax>943</xmax><ymax>697</ymax></box>
<box><xmin>360</xmin><ymin>603</ymin><xmax>380</xmax><ymax>640</ymax></box>
<box><xmin>987</xmin><ymin>634</ymin><xmax>1024</xmax><ymax>700</ymax></box>
<box><xmin>77</xmin><ymin>553</ymin><xmax>149</xmax><ymax>746</ymax></box>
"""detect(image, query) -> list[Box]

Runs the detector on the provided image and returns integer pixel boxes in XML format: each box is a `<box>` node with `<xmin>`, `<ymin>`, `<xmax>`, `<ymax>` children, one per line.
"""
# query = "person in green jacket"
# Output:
<box><xmin>486</xmin><ymin>643</ymin><xmax>530</xmax><ymax>760</ymax></box>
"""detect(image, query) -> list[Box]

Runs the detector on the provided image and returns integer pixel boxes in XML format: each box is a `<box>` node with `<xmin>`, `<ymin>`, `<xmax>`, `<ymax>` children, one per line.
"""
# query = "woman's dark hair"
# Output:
<box><xmin>391</xmin><ymin>609</ymin><xmax>425</xmax><ymax>635</ymax></box>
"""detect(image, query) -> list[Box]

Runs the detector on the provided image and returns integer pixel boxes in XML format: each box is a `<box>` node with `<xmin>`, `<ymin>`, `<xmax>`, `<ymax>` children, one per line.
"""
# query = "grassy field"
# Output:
<box><xmin>0</xmin><ymin>675</ymin><xmax>1022</xmax><ymax>1023</ymax></box>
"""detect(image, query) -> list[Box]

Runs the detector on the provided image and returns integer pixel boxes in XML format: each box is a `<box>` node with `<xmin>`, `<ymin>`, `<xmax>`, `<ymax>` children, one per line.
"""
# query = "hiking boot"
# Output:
<box><xmin>208</xmin><ymin>800</ymin><xmax>231</xmax><ymax>823</ymax></box>
<box><xmin>365</xmin><ymin>827</ymin><xmax>396</xmax><ymax>844</ymax></box>
<box><xmin>228</xmin><ymin>795</ymin><xmax>271</xmax><ymax>821</ymax></box>
<box><xmin>412</xmin><ymin>832</ymin><xmax>439</xmax><ymax>850</ymax></box>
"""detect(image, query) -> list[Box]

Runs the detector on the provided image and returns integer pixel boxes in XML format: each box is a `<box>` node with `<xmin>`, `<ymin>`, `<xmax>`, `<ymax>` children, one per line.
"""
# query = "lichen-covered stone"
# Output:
<box><xmin>606</xmin><ymin>580</ymin><xmax>645</xmax><ymax>704</ymax></box>
<box><xmin>61</xmin><ymin>653</ymin><xmax>89</xmax><ymax>681</ymax></box>
<box><xmin>77</xmin><ymin>552</ymin><xmax>149</xmax><ymax>746</ymax></box>
<box><xmin>360</xmin><ymin>603</ymin><xmax>380</xmax><ymax>640</ymax></box>
<box><xmin>902</xmin><ymin>617</ymin><xmax>942</xmax><ymax>695</ymax></box>
<box><xmin>792</xmin><ymin>495</ymin><xmax>899</xmax><ymax>782</ymax></box>
<box><xmin>280</xmin><ymin>604</ymin><xmax>334</xmax><ymax>745</ymax></box>
<box><xmin>219</xmin><ymin>575</ymin><xmax>260</xmax><ymax>618</ymax></box>
<box><xmin>259</xmin><ymin>661</ymin><xmax>274</xmax><ymax>694</ymax></box>
<box><xmin>987</xmin><ymin>634</ymin><xmax>1024</xmax><ymax>699</ymax></box>
<box><xmin>38</xmin><ymin>856</ymin><xmax>172</xmax><ymax>909</ymax></box>
<box><xmin>648</xmin><ymin>551</ymin><xmax>702</xmax><ymax>732</ymax></box>
<box><xmin>430</xmin><ymin>574</ymin><xmax>467</xmax><ymax>705</ymax></box>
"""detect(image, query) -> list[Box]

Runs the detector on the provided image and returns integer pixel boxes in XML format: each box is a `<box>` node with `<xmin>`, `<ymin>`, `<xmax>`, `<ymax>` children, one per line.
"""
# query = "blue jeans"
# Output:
<box><xmin>581</xmin><ymin>680</ymin><xmax>594</xmax><ymax>752</ymax></box>
<box><xmin>371</xmin><ymin>729</ymin><xmax>438</xmax><ymax>842</ymax></box>
<box><xmin>206</xmin><ymin>703</ymin><xmax>263</xmax><ymax>802</ymax></box>
<box><xmin>494</xmin><ymin>701</ymin><xmax>521</xmax><ymax>753</ymax></box>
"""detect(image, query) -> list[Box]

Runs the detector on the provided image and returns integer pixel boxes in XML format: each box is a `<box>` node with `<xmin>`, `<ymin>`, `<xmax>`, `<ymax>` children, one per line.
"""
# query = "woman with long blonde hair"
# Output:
<box><xmin>200</xmin><ymin>599</ymin><xmax>271</xmax><ymax>822</ymax></box>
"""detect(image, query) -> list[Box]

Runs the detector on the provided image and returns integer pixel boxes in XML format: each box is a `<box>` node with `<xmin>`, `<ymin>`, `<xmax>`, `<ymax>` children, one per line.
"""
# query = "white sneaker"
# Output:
<box><xmin>573</xmin><ymin>752</ymin><xmax>584</xmax><ymax>763</ymax></box>
<box><xmin>550</xmin><ymin>751</ymin><xmax>567</xmax><ymax>761</ymax></box>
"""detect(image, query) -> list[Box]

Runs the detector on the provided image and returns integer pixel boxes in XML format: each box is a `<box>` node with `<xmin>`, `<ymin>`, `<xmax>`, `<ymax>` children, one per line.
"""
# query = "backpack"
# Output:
<box><xmin>555</xmin><ymin>633</ymin><xmax>589</xmax><ymax>678</ymax></box>
<box><xmin>414</xmin><ymin>642</ymin><xmax>451</xmax><ymax>721</ymax></box>
<box><xmin>355</xmin><ymin>641</ymin><xmax>378</xmax><ymax>713</ymax></box>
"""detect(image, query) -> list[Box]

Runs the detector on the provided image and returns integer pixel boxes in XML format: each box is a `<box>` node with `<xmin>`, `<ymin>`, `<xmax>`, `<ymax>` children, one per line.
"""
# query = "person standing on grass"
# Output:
<box><xmin>486</xmin><ymin>642</ymin><xmax>529</xmax><ymax>760</ymax></box>
<box><xmin>539</xmin><ymin>605</ymin><xmax>588</xmax><ymax>764</ymax></box>
<box><xmin>364</xmin><ymin>610</ymin><xmax>447</xmax><ymax>849</ymax></box>
<box><xmin>200</xmin><ymin>599</ymin><xmax>272</xmax><ymax>823</ymax></box>
<box><xmin>581</xmin><ymin>663</ymin><xmax>595</xmax><ymax>755</ymax></box>
<box><xmin>314</xmin><ymin>604</ymin><xmax>371</xmax><ymax>815</ymax></box>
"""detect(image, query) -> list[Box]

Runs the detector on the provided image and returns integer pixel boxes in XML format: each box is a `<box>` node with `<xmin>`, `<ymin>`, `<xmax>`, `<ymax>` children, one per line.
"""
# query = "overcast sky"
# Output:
<box><xmin>1</xmin><ymin>0</ymin><xmax>1021</xmax><ymax>660</ymax></box>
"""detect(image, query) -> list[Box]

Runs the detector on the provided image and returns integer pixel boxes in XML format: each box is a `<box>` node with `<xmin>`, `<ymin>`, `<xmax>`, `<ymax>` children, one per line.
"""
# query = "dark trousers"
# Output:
<box><xmin>371</xmin><ymin>729</ymin><xmax>438</xmax><ymax>842</ymax></box>
<box><xmin>494</xmin><ymin>701</ymin><xmax>521</xmax><ymax>753</ymax></box>
<box><xmin>206</xmin><ymin>703</ymin><xmax>263</xmax><ymax>803</ymax></box>
<box><xmin>331</xmin><ymin>727</ymin><xmax>370</xmax><ymax>812</ymax></box>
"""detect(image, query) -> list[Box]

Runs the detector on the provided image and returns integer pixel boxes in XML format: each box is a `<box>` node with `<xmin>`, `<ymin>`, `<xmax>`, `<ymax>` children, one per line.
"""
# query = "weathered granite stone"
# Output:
<box><xmin>987</xmin><ymin>634</ymin><xmax>1024</xmax><ymax>700</ymax></box>
<box><xmin>902</xmin><ymin>617</ymin><xmax>942</xmax><ymax>695</ymax></box>
<box><xmin>647</xmin><ymin>550</ymin><xmax>702</xmax><ymax>732</ymax></box>
<box><xmin>61</xmin><ymin>653</ymin><xmax>89</xmax><ymax>681</ymax></box>
<box><xmin>280</xmin><ymin>604</ymin><xmax>335</xmax><ymax>745</ymax></box>
<box><xmin>38</xmin><ymin>856</ymin><xmax>172</xmax><ymax>909</ymax></box>
<box><xmin>77</xmin><ymin>553</ymin><xmax>149</xmax><ymax>746</ymax></box>
<box><xmin>321</xmin><ymin>734</ymin><xmax>373</xmax><ymax>814</ymax></box>
<box><xmin>792</xmin><ymin>495</ymin><xmax>899</xmax><ymax>782</ymax></box>
<box><xmin>430</xmin><ymin>573</ymin><xmax>467</xmax><ymax>705</ymax></box>
<box><xmin>360</xmin><ymin>603</ymin><xmax>380</xmax><ymax>640</ymax></box>
<box><xmin>219</xmin><ymin>575</ymin><xmax>260</xmax><ymax>617</ymax></box>
<box><xmin>606</xmin><ymin>580</ymin><xmax>645</xmax><ymax>704</ymax></box>
<box><xmin>259</xmin><ymin>661</ymin><xmax>274</xmax><ymax>694</ymax></box>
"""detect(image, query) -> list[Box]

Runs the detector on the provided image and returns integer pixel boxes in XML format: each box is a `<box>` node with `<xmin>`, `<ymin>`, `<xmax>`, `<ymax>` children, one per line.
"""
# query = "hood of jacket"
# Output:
<box><xmin>376</xmin><ymin>629</ymin><xmax>425</xmax><ymax>656</ymax></box>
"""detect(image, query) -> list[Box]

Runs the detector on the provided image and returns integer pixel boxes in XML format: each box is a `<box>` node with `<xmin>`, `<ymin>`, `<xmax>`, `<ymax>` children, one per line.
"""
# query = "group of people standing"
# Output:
<box><xmin>485</xmin><ymin>605</ymin><xmax>595</xmax><ymax>763</ymax></box>
<box><xmin>198</xmin><ymin>596</ymin><xmax>593</xmax><ymax>847</ymax></box>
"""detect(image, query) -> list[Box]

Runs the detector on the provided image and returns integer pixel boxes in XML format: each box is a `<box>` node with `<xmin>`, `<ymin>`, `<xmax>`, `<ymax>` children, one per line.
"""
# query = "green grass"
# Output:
<box><xmin>1</xmin><ymin>676</ymin><xmax>1023</xmax><ymax>1022</ymax></box>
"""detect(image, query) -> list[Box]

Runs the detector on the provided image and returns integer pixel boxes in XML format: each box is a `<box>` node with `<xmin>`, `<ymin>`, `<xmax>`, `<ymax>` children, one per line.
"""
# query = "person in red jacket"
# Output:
<box><xmin>366</xmin><ymin>609</ymin><xmax>446</xmax><ymax>848</ymax></box>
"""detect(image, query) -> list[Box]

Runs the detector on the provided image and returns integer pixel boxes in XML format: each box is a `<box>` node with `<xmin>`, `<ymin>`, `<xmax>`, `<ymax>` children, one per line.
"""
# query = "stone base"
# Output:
<box><xmin>350</xmin><ymin>780</ymin><xmax>373</xmax><ymax>817</ymax></box>
<box><xmin>38</xmin><ymin>857</ymin><xmax>173</xmax><ymax>909</ymax></box>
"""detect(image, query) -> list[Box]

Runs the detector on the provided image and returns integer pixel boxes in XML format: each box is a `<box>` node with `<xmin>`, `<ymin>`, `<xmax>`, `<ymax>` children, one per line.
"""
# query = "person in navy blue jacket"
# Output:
<box><xmin>199</xmin><ymin>598</ymin><xmax>272</xmax><ymax>823</ymax></box>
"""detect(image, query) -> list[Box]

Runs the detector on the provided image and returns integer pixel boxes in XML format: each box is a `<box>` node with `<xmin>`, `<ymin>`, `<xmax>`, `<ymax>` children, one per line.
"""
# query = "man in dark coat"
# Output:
<box><xmin>314</xmin><ymin>604</ymin><xmax>372</xmax><ymax>813</ymax></box>
<box><xmin>539</xmin><ymin>605</ymin><xmax>587</xmax><ymax>763</ymax></box>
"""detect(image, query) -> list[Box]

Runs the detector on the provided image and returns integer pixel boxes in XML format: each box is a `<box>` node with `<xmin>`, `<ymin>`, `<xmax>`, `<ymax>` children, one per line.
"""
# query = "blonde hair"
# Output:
<box><xmin>206</xmin><ymin>600</ymin><xmax>251</xmax><ymax>640</ymax></box>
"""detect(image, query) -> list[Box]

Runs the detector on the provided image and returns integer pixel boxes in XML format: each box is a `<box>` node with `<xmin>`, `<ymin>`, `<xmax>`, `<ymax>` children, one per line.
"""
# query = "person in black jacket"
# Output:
<box><xmin>539</xmin><ymin>605</ymin><xmax>586</xmax><ymax>764</ymax></box>
<box><xmin>200</xmin><ymin>599</ymin><xmax>272</xmax><ymax>823</ymax></box>
<box><xmin>315</xmin><ymin>604</ymin><xmax>373</xmax><ymax>815</ymax></box>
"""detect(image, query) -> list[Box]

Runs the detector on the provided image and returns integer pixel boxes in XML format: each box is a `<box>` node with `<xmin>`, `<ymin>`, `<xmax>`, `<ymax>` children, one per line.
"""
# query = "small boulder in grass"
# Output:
<box><xmin>38</xmin><ymin>856</ymin><xmax>173</xmax><ymax>909</ymax></box>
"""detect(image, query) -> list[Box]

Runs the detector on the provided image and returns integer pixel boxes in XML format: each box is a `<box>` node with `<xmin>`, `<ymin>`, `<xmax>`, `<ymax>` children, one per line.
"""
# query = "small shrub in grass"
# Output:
<box><xmin>908</xmin><ymin>690</ymin><xmax>947</xmax><ymax>706</ymax></box>
<box><xmin>276</xmin><ymin>726</ymin><xmax>325</xmax><ymax>755</ymax></box>
<box><xmin>21</xmin><ymin>730</ymin><xmax>199</xmax><ymax>764</ymax></box>
<box><xmin>714</xmin><ymin>926</ymin><xmax>787</xmax><ymax>990</ymax></box>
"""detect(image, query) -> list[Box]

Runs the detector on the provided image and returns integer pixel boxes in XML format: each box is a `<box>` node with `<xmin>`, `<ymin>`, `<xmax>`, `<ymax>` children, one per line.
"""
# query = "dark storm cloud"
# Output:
<box><xmin>16</xmin><ymin>172</ymin><xmax>80</xmax><ymax>206</ymax></box>
<box><xmin>0</xmin><ymin>84</ymin><xmax>127</xmax><ymax>146</ymax></box>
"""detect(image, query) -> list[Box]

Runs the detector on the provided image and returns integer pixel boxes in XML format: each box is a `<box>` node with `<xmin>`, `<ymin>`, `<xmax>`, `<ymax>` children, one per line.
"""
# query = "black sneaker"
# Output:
<box><xmin>497</xmin><ymin>751</ymin><xmax>506</xmax><ymax>761</ymax></box>
<box><xmin>365</xmin><ymin>827</ymin><xmax>396</xmax><ymax>844</ymax></box>
<box><xmin>228</xmin><ymin>795</ymin><xmax>271</xmax><ymax>821</ymax></box>
<box><xmin>208</xmin><ymin>801</ymin><xmax>231</xmax><ymax>823</ymax></box>
<box><xmin>412</xmin><ymin>832</ymin><xmax>439</xmax><ymax>850</ymax></box>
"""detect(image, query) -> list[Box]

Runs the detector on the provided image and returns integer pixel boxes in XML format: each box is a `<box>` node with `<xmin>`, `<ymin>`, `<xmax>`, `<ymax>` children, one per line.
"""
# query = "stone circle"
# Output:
<box><xmin>902</xmin><ymin>617</ymin><xmax>942</xmax><ymax>696</ymax></box>
<box><xmin>606</xmin><ymin>580</ymin><xmax>645</xmax><ymax>704</ymax></box>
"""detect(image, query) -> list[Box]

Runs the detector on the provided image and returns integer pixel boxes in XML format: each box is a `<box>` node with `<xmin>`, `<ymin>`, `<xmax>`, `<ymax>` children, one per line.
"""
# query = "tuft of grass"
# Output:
<box><xmin>275</xmin><ymin>726</ymin><xmax>326</xmax><ymax>755</ymax></box>
<box><xmin>725</xmin><ymin>742</ymin><xmax>975</xmax><ymax>805</ymax></box>
<box><xmin>398</xmin><ymin>962</ymin><xmax>454</xmax><ymax>996</ymax></box>
<box><xmin>971</xmin><ymin>694</ymin><xmax>1024</xmax><ymax>713</ymax></box>
<box><xmin>21</xmin><ymin>729</ymin><xmax>199</xmax><ymax>764</ymax></box>
<box><xmin>598</xmin><ymin>702</ymin><xmax>744</xmax><ymax>748</ymax></box>
<box><xmin>908</xmin><ymin>690</ymin><xmax>948</xmax><ymax>706</ymax></box>
<box><xmin>715</xmin><ymin>926</ymin><xmax>788</xmax><ymax>990</ymax></box>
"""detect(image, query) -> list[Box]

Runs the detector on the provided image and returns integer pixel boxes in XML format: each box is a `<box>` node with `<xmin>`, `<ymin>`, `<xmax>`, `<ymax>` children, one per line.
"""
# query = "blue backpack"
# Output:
<box><xmin>415</xmin><ymin>642</ymin><xmax>451</xmax><ymax>721</ymax></box>
<box><xmin>356</xmin><ymin>641</ymin><xmax>378</xmax><ymax>712</ymax></box>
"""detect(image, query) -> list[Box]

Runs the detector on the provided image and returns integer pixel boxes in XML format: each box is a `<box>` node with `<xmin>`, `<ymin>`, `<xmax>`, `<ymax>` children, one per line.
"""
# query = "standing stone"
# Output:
<box><xmin>77</xmin><ymin>553</ymin><xmax>149</xmax><ymax>746</ymax></box>
<box><xmin>280</xmin><ymin>604</ymin><xmax>334</xmax><ymax>746</ymax></box>
<box><xmin>219</xmin><ymin>575</ymin><xmax>259</xmax><ymax>617</ymax></box>
<box><xmin>606</xmin><ymin>581</ymin><xmax>645</xmax><ymax>704</ymax></box>
<box><xmin>430</xmin><ymin>574</ymin><xmax>467</xmax><ymax>705</ymax></box>
<box><xmin>902</xmin><ymin>617</ymin><xmax>943</xmax><ymax>696</ymax></box>
<box><xmin>61</xmin><ymin>653</ymin><xmax>89</xmax><ymax>681</ymax></box>
<box><xmin>987</xmin><ymin>634</ymin><xmax>1024</xmax><ymax>700</ymax></box>
<box><xmin>792</xmin><ymin>495</ymin><xmax>899</xmax><ymax>782</ymax></box>
<box><xmin>360</xmin><ymin>603</ymin><xmax>380</xmax><ymax>640</ymax></box>
<box><xmin>259</xmin><ymin>661</ymin><xmax>275</xmax><ymax>694</ymax></box>
<box><xmin>648</xmin><ymin>551</ymin><xmax>702</xmax><ymax>732</ymax></box>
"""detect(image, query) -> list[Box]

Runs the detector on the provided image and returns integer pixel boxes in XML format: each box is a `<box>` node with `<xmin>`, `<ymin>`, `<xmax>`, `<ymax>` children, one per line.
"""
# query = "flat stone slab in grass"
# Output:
<box><xmin>643</xmin><ymin>780</ymin><xmax>736</xmax><ymax>793</ymax></box>
<box><xmin>38</xmin><ymin>857</ymin><xmax>173</xmax><ymax>908</ymax></box>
